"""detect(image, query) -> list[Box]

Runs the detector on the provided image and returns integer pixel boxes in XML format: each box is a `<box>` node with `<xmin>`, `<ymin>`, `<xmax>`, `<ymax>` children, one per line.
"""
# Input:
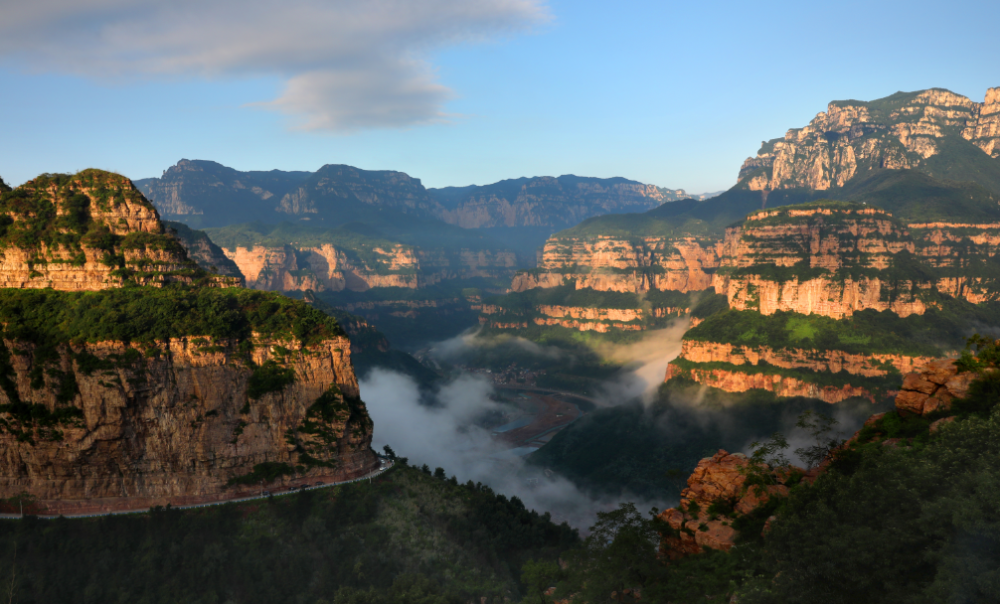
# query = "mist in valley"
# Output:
<box><xmin>360</xmin><ymin>319</ymin><xmax>881</xmax><ymax>529</ymax></box>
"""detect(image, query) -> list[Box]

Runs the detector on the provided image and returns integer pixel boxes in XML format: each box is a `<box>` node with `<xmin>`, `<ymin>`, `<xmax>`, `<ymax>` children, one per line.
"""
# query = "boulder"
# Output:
<box><xmin>895</xmin><ymin>390</ymin><xmax>930</xmax><ymax>415</ymax></box>
<box><xmin>902</xmin><ymin>372</ymin><xmax>938</xmax><ymax>394</ymax></box>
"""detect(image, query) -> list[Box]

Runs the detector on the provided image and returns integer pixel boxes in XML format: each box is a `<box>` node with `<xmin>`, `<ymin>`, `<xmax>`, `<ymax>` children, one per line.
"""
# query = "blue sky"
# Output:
<box><xmin>1</xmin><ymin>0</ymin><xmax>998</xmax><ymax>192</ymax></box>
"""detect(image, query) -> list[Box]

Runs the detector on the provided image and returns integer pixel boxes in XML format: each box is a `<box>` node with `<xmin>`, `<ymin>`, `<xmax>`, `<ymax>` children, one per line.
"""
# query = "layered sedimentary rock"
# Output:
<box><xmin>664</xmin><ymin>363</ymin><xmax>877</xmax><ymax>404</ymax></box>
<box><xmin>0</xmin><ymin>171</ymin><xmax>236</xmax><ymax>290</ymax></box>
<box><xmin>511</xmin><ymin>236</ymin><xmax>722</xmax><ymax>294</ymax></box>
<box><xmin>222</xmin><ymin>243</ymin><xmax>516</xmax><ymax>292</ymax></box>
<box><xmin>480</xmin><ymin>303</ymin><xmax>660</xmax><ymax>333</ymax></box>
<box><xmin>737</xmin><ymin>87</ymin><xmax>1000</xmax><ymax>192</ymax></box>
<box><xmin>714</xmin><ymin>204</ymin><xmax>1000</xmax><ymax>318</ymax></box>
<box><xmin>671</xmin><ymin>340</ymin><xmax>935</xmax><ymax>378</ymax></box>
<box><xmin>0</xmin><ymin>334</ymin><xmax>375</xmax><ymax>502</ymax></box>
<box><xmin>657</xmin><ymin>450</ymin><xmax>790</xmax><ymax>559</ymax></box>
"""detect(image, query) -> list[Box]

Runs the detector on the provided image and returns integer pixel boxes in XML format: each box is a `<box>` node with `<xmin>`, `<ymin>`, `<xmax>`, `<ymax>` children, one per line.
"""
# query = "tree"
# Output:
<box><xmin>559</xmin><ymin>503</ymin><xmax>665</xmax><ymax>603</ymax></box>
<box><xmin>793</xmin><ymin>410</ymin><xmax>843</xmax><ymax>469</ymax></box>
<box><xmin>382</xmin><ymin>444</ymin><xmax>396</xmax><ymax>459</ymax></box>
<box><xmin>521</xmin><ymin>559</ymin><xmax>562</xmax><ymax>603</ymax></box>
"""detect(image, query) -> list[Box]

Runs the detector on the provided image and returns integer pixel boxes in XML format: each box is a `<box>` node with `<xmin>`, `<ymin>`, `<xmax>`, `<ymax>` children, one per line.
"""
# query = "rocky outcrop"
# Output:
<box><xmin>222</xmin><ymin>243</ymin><xmax>516</xmax><ymax>293</ymax></box>
<box><xmin>737</xmin><ymin>87</ymin><xmax>1000</xmax><ymax>192</ymax></box>
<box><xmin>894</xmin><ymin>359</ymin><xmax>975</xmax><ymax>416</ymax></box>
<box><xmin>664</xmin><ymin>363</ymin><xmax>876</xmax><ymax>404</ymax></box>
<box><xmin>432</xmin><ymin>176</ymin><xmax>678</xmax><ymax>229</ymax></box>
<box><xmin>0</xmin><ymin>171</ymin><xmax>236</xmax><ymax>290</ymax></box>
<box><xmin>0</xmin><ymin>333</ymin><xmax>377</xmax><ymax>505</ymax></box>
<box><xmin>480</xmin><ymin>304</ymin><xmax>648</xmax><ymax>332</ymax></box>
<box><xmin>512</xmin><ymin>236</ymin><xmax>722</xmax><ymax>294</ymax></box>
<box><xmin>713</xmin><ymin>203</ymin><xmax>1000</xmax><ymax>318</ymax></box>
<box><xmin>658</xmin><ymin>450</ymin><xmax>790</xmax><ymax>560</ymax></box>
<box><xmin>672</xmin><ymin>340</ymin><xmax>935</xmax><ymax>378</ymax></box>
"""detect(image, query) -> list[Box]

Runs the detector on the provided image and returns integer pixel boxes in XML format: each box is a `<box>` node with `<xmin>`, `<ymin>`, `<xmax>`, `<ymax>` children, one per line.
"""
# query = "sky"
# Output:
<box><xmin>0</xmin><ymin>0</ymin><xmax>998</xmax><ymax>192</ymax></box>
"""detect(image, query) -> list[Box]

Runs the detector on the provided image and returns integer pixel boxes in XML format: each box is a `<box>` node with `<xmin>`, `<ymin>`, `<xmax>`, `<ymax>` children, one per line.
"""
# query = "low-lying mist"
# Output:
<box><xmin>360</xmin><ymin>319</ymin><xmax>884</xmax><ymax>529</ymax></box>
<box><xmin>360</xmin><ymin>367</ymin><xmax>662</xmax><ymax>530</ymax></box>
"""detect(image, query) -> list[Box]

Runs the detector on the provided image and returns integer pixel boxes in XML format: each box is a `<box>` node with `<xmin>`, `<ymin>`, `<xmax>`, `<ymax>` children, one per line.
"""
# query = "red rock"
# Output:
<box><xmin>735</xmin><ymin>484</ymin><xmax>789</xmax><ymax>515</ymax></box>
<box><xmin>694</xmin><ymin>520</ymin><xmax>738</xmax><ymax>552</ymax></box>
<box><xmin>895</xmin><ymin>389</ymin><xmax>929</xmax><ymax>415</ymax></box>
<box><xmin>923</xmin><ymin>391</ymin><xmax>954</xmax><ymax>414</ymax></box>
<box><xmin>922</xmin><ymin>359</ymin><xmax>958</xmax><ymax>385</ymax></box>
<box><xmin>945</xmin><ymin>372</ymin><xmax>976</xmax><ymax>399</ymax></box>
<box><xmin>762</xmin><ymin>515</ymin><xmax>778</xmax><ymax>535</ymax></box>
<box><xmin>679</xmin><ymin>450</ymin><xmax>751</xmax><ymax>507</ymax></box>
<box><xmin>902</xmin><ymin>372</ymin><xmax>938</xmax><ymax>394</ymax></box>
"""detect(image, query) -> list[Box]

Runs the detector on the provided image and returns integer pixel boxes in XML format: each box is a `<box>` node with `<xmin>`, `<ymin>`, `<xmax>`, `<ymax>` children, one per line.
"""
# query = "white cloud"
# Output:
<box><xmin>0</xmin><ymin>0</ymin><xmax>549</xmax><ymax>131</ymax></box>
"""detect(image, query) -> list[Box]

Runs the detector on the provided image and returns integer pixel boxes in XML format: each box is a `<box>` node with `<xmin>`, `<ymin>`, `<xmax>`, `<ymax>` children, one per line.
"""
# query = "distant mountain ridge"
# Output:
<box><xmin>136</xmin><ymin>159</ymin><xmax>696</xmax><ymax>231</ymax></box>
<box><xmin>429</xmin><ymin>175</ymin><xmax>694</xmax><ymax>229</ymax></box>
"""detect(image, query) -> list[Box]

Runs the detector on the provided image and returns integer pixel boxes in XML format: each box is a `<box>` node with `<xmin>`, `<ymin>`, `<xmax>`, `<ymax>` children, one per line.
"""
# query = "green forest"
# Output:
<box><xmin>0</xmin><ymin>466</ymin><xmax>576</xmax><ymax>604</ymax></box>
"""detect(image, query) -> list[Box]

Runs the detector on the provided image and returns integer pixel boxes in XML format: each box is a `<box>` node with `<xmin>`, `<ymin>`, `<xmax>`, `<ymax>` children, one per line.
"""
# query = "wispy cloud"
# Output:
<box><xmin>0</xmin><ymin>0</ymin><xmax>549</xmax><ymax>131</ymax></box>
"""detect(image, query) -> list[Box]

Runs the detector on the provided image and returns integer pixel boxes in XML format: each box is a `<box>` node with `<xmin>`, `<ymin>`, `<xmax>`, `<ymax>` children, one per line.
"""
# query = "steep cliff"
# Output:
<box><xmin>430</xmin><ymin>176</ymin><xmax>680</xmax><ymax>229</ymax></box>
<box><xmin>714</xmin><ymin>201</ymin><xmax>1000</xmax><ymax>318</ymax></box>
<box><xmin>479</xmin><ymin>285</ymin><xmax>700</xmax><ymax>335</ymax></box>
<box><xmin>0</xmin><ymin>287</ymin><xmax>377</xmax><ymax>508</ymax></box>
<box><xmin>135</xmin><ymin>160</ymin><xmax>312</xmax><ymax>228</ymax></box>
<box><xmin>164</xmin><ymin>220</ymin><xmax>245</xmax><ymax>283</ymax></box>
<box><xmin>204</xmin><ymin>222</ymin><xmax>518</xmax><ymax>293</ymax></box>
<box><xmin>737</xmin><ymin>87</ymin><xmax>1000</xmax><ymax>193</ymax></box>
<box><xmin>512</xmin><ymin>235</ymin><xmax>721</xmax><ymax>294</ymax></box>
<box><xmin>0</xmin><ymin>170</ymin><xmax>237</xmax><ymax>290</ymax></box>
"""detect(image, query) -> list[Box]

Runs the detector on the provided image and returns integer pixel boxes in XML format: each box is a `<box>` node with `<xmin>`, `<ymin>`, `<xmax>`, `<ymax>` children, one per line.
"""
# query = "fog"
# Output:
<box><xmin>359</xmin><ymin>318</ymin><xmax>875</xmax><ymax>530</ymax></box>
<box><xmin>360</xmin><ymin>356</ymin><xmax>668</xmax><ymax>530</ymax></box>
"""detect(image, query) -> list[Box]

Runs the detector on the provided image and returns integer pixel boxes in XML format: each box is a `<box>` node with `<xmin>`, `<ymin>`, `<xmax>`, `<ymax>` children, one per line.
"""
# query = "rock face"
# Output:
<box><xmin>221</xmin><ymin>243</ymin><xmax>517</xmax><ymax>292</ymax></box>
<box><xmin>657</xmin><ymin>450</ymin><xmax>790</xmax><ymax>560</ymax></box>
<box><xmin>163</xmin><ymin>221</ymin><xmax>245</xmax><ymax>284</ymax></box>
<box><xmin>431</xmin><ymin>176</ymin><xmax>680</xmax><ymax>229</ymax></box>
<box><xmin>511</xmin><ymin>236</ymin><xmax>722</xmax><ymax>294</ymax></box>
<box><xmin>714</xmin><ymin>203</ymin><xmax>1000</xmax><ymax>318</ymax></box>
<box><xmin>665</xmin><ymin>363</ymin><xmax>877</xmax><ymax>404</ymax></box>
<box><xmin>0</xmin><ymin>334</ymin><xmax>375</xmax><ymax>503</ymax></box>
<box><xmin>0</xmin><ymin>171</ymin><xmax>236</xmax><ymax>290</ymax></box>
<box><xmin>0</xmin><ymin>169</ymin><xmax>377</xmax><ymax>510</ymax></box>
<box><xmin>664</xmin><ymin>339</ymin><xmax>936</xmax><ymax>403</ymax></box>
<box><xmin>737</xmin><ymin>88</ymin><xmax>1000</xmax><ymax>192</ymax></box>
<box><xmin>894</xmin><ymin>359</ymin><xmax>975</xmax><ymax>416</ymax></box>
<box><xmin>136</xmin><ymin>160</ymin><xmax>312</xmax><ymax>227</ymax></box>
<box><xmin>480</xmin><ymin>303</ymin><xmax>671</xmax><ymax>333</ymax></box>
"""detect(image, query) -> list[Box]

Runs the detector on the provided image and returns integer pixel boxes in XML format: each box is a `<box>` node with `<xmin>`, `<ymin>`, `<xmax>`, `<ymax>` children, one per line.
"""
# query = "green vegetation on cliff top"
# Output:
<box><xmin>0</xmin><ymin>286</ymin><xmax>344</xmax><ymax>346</ymax></box>
<box><xmin>686</xmin><ymin>299</ymin><xmax>1000</xmax><ymax>357</ymax></box>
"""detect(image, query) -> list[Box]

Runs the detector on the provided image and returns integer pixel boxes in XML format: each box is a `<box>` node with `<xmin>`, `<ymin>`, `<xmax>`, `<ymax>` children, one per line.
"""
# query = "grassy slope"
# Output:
<box><xmin>0</xmin><ymin>466</ymin><xmax>577</xmax><ymax>604</ymax></box>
